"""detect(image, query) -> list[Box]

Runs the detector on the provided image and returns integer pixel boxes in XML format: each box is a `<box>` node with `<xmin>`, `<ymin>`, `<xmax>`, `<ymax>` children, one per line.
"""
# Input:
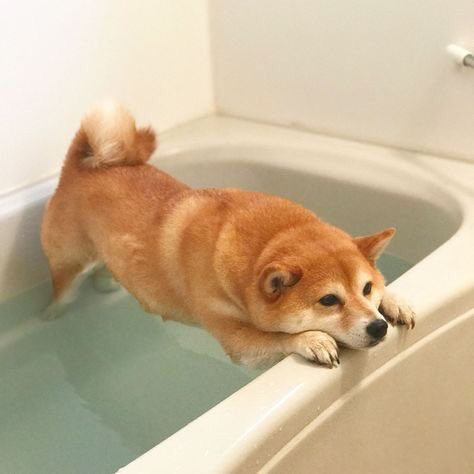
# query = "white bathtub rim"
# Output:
<box><xmin>0</xmin><ymin>174</ymin><xmax>57</xmax><ymax>220</ymax></box>
<box><xmin>156</xmin><ymin>115</ymin><xmax>474</xmax><ymax>204</ymax></box>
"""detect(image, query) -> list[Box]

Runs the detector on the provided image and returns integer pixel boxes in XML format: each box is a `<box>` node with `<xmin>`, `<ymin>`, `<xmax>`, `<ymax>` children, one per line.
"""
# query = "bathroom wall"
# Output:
<box><xmin>210</xmin><ymin>0</ymin><xmax>474</xmax><ymax>161</ymax></box>
<box><xmin>1</xmin><ymin>0</ymin><xmax>213</xmax><ymax>195</ymax></box>
<box><xmin>4</xmin><ymin>0</ymin><xmax>472</xmax><ymax>197</ymax></box>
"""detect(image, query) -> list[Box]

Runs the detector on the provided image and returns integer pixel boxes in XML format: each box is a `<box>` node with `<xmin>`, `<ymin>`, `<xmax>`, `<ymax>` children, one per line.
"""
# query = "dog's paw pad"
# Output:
<box><xmin>293</xmin><ymin>331</ymin><xmax>340</xmax><ymax>367</ymax></box>
<box><xmin>380</xmin><ymin>291</ymin><xmax>415</xmax><ymax>329</ymax></box>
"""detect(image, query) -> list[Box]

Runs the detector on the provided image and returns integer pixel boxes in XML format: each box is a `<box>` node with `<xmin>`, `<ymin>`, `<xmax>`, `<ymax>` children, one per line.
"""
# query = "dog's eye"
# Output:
<box><xmin>363</xmin><ymin>281</ymin><xmax>372</xmax><ymax>296</ymax></box>
<box><xmin>319</xmin><ymin>294</ymin><xmax>340</xmax><ymax>306</ymax></box>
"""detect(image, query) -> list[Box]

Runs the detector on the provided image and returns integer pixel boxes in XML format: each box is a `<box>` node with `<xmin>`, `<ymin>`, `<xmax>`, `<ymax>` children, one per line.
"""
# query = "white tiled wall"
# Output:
<box><xmin>210</xmin><ymin>0</ymin><xmax>474</xmax><ymax>161</ymax></box>
<box><xmin>1</xmin><ymin>0</ymin><xmax>214</xmax><ymax>194</ymax></box>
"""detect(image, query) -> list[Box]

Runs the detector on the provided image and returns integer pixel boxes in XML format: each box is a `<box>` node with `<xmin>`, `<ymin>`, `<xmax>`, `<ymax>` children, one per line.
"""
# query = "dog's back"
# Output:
<box><xmin>41</xmin><ymin>102</ymin><xmax>319</xmax><ymax>323</ymax></box>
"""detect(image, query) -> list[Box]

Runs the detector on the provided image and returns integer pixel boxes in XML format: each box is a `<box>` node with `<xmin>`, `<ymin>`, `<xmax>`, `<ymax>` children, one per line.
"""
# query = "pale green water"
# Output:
<box><xmin>0</xmin><ymin>253</ymin><xmax>412</xmax><ymax>474</ymax></box>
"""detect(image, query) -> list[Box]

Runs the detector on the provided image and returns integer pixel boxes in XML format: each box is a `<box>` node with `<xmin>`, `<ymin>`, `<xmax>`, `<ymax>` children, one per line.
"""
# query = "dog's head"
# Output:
<box><xmin>250</xmin><ymin>226</ymin><xmax>395</xmax><ymax>348</ymax></box>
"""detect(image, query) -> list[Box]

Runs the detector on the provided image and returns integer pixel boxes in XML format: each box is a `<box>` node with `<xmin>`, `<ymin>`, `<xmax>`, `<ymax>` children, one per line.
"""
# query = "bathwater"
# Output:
<box><xmin>378</xmin><ymin>252</ymin><xmax>413</xmax><ymax>285</ymax></box>
<box><xmin>0</xmin><ymin>253</ymin><xmax>412</xmax><ymax>473</ymax></box>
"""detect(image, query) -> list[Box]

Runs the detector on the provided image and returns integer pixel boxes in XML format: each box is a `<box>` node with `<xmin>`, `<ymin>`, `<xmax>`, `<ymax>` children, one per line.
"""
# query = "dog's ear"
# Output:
<box><xmin>259</xmin><ymin>263</ymin><xmax>303</xmax><ymax>300</ymax></box>
<box><xmin>354</xmin><ymin>227</ymin><xmax>396</xmax><ymax>263</ymax></box>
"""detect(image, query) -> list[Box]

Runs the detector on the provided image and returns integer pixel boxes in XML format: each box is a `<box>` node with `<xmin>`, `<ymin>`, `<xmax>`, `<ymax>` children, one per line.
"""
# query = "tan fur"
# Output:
<box><xmin>41</xmin><ymin>103</ymin><xmax>415</xmax><ymax>367</ymax></box>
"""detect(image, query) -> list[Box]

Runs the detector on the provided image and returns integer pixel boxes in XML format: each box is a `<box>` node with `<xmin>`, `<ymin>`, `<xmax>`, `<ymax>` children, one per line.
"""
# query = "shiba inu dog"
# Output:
<box><xmin>41</xmin><ymin>102</ymin><xmax>415</xmax><ymax>367</ymax></box>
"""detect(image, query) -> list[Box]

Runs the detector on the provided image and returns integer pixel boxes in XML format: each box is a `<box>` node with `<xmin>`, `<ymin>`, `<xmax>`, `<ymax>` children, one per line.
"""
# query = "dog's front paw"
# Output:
<box><xmin>288</xmin><ymin>331</ymin><xmax>340</xmax><ymax>367</ymax></box>
<box><xmin>379</xmin><ymin>289</ymin><xmax>415</xmax><ymax>329</ymax></box>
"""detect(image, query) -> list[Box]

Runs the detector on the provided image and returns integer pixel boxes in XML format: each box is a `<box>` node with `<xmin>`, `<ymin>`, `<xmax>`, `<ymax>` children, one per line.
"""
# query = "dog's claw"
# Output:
<box><xmin>380</xmin><ymin>289</ymin><xmax>416</xmax><ymax>329</ymax></box>
<box><xmin>291</xmin><ymin>331</ymin><xmax>340</xmax><ymax>368</ymax></box>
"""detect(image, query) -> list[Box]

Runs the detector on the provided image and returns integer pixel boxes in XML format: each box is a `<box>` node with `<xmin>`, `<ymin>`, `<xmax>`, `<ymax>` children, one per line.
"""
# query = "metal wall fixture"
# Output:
<box><xmin>447</xmin><ymin>44</ymin><xmax>474</xmax><ymax>68</ymax></box>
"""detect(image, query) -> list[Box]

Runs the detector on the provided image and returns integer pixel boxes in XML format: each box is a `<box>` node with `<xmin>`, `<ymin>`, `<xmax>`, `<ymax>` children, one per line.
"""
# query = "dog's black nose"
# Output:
<box><xmin>366</xmin><ymin>319</ymin><xmax>388</xmax><ymax>339</ymax></box>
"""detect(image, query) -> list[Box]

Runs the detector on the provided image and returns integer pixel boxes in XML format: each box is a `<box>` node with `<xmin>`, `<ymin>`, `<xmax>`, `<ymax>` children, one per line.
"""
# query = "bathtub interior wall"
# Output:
<box><xmin>1</xmin><ymin>0</ymin><xmax>213</xmax><ymax>196</ymax></box>
<box><xmin>156</xmin><ymin>150</ymin><xmax>462</xmax><ymax>264</ymax></box>
<box><xmin>210</xmin><ymin>0</ymin><xmax>474</xmax><ymax>161</ymax></box>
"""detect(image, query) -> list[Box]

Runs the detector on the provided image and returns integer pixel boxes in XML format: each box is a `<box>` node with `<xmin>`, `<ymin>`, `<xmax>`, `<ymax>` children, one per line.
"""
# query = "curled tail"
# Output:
<box><xmin>67</xmin><ymin>101</ymin><xmax>157</xmax><ymax>169</ymax></box>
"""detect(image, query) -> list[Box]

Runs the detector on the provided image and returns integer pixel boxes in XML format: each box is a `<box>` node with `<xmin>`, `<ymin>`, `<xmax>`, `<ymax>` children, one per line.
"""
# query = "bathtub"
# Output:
<box><xmin>1</xmin><ymin>116</ymin><xmax>473</xmax><ymax>473</ymax></box>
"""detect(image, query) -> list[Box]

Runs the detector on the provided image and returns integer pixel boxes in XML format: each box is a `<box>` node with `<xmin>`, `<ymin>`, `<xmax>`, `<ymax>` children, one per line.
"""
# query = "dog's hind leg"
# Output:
<box><xmin>42</xmin><ymin>259</ymin><xmax>98</xmax><ymax>320</ymax></box>
<box><xmin>41</xmin><ymin>197</ymin><xmax>99</xmax><ymax>319</ymax></box>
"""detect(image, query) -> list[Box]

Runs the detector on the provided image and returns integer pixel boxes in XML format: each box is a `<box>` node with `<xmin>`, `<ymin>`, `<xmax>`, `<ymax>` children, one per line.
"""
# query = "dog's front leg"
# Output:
<box><xmin>202</xmin><ymin>317</ymin><xmax>339</xmax><ymax>368</ymax></box>
<box><xmin>379</xmin><ymin>288</ymin><xmax>416</xmax><ymax>329</ymax></box>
